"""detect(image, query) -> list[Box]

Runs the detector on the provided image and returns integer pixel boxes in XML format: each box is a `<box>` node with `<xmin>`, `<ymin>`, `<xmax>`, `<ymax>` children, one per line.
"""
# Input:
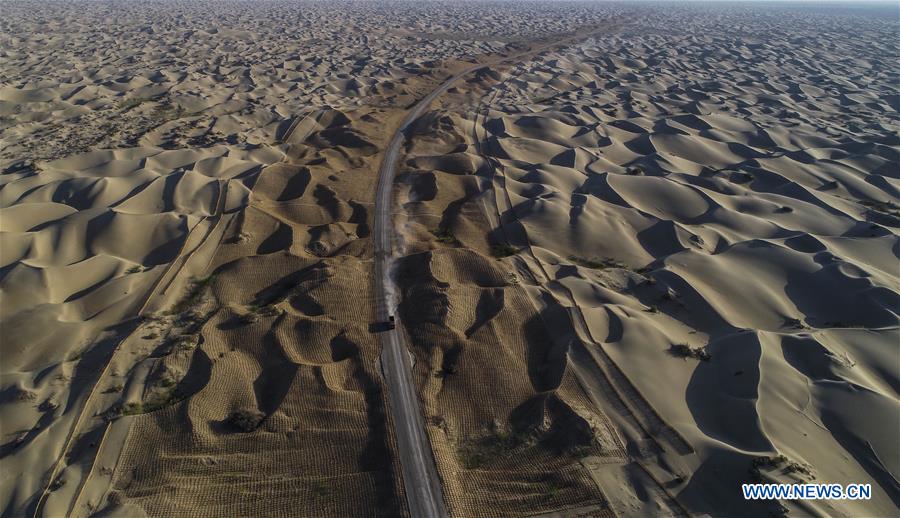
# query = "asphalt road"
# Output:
<box><xmin>373</xmin><ymin>64</ymin><xmax>487</xmax><ymax>518</ymax></box>
<box><xmin>373</xmin><ymin>26</ymin><xmax>612</xmax><ymax>517</ymax></box>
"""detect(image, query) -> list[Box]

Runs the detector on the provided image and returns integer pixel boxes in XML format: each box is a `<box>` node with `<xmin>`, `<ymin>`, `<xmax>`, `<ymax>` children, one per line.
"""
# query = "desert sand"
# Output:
<box><xmin>1</xmin><ymin>1</ymin><xmax>897</xmax><ymax>517</ymax></box>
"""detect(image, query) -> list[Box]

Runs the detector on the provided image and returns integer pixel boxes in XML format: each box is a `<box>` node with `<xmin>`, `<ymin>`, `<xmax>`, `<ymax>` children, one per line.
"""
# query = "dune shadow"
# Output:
<box><xmin>685</xmin><ymin>331</ymin><xmax>773</xmax><ymax>453</ymax></box>
<box><xmin>464</xmin><ymin>288</ymin><xmax>504</xmax><ymax>338</ymax></box>
<box><xmin>276</xmin><ymin>167</ymin><xmax>311</xmax><ymax>201</ymax></box>
<box><xmin>256</xmin><ymin>221</ymin><xmax>293</xmax><ymax>255</ymax></box>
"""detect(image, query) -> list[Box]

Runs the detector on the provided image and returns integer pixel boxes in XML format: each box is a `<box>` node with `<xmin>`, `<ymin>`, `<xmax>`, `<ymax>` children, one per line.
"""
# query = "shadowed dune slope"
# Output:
<box><xmin>399</xmin><ymin>4</ymin><xmax>898</xmax><ymax>517</ymax></box>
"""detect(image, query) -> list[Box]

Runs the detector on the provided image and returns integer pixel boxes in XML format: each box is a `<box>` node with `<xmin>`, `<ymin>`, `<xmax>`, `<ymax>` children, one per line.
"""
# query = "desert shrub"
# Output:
<box><xmin>239</xmin><ymin>303</ymin><xmax>283</xmax><ymax>325</ymax></box>
<box><xmin>669</xmin><ymin>343</ymin><xmax>711</xmax><ymax>361</ymax></box>
<box><xmin>490</xmin><ymin>243</ymin><xmax>518</xmax><ymax>258</ymax></box>
<box><xmin>309</xmin><ymin>481</ymin><xmax>330</xmax><ymax>498</ymax></box>
<box><xmin>749</xmin><ymin>454</ymin><xmax>813</xmax><ymax>480</ymax></box>
<box><xmin>39</xmin><ymin>399</ymin><xmax>59</xmax><ymax>412</ymax></box>
<box><xmin>238</xmin><ymin>312</ymin><xmax>259</xmax><ymax>325</ymax></box>
<box><xmin>860</xmin><ymin>199</ymin><xmax>900</xmax><ymax>217</ymax></box>
<box><xmin>430</xmin><ymin>228</ymin><xmax>458</xmax><ymax>245</ymax></box>
<box><xmin>144</xmin><ymin>386</ymin><xmax>178</xmax><ymax>410</ymax></box>
<box><xmin>752</xmin><ymin>455</ymin><xmax>788</xmax><ymax>470</ymax></box>
<box><xmin>115</xmin><ymin>384</ymin><xmax>180</xmax><ymax>418</ymax></box>
<box><xmin>228</xmin><ymin>408</ymin><xmax>265</xmax><ymax>432</ymax></box>
<box><xmin>170</xmin><ymin>275</ymin><xmax>216</xmax><ymax>314</ymax></box>
<box><xmin>120</xmin><ymin>402</ymin><xmax>143</xmax><ymax>416</ymax></box>
<box><xmin>458</xmin><ymin>427</ymin><xmax>535</xmax><ymax>469</ymax></box>
<box><xmin>436</xmin><ymin>364</ymin><xmax>458</xmax><ymax>377</ymax></box>
<box><xmin>730</xmin><ymin>171</ymin><xmax>754</xmax><ymax>184</ymax></box>
<box><xmin>117</xmin><ymin>97</ymin><xmax>148</xmax><ymax>112</ymax></box>
<box><xmin>568</xmin><ymin>255</ymin><xmax>625</xmax><ymax>270</ymax></box>
<box><xmin>173</xmin><ymin>334</ymin><xmax>199</xmax><ymax>350</ymax></box>
<box><xmin>308</xmin><ymin>241</ymin><xmax>328</xmax><ymax>256</ymax></box>
<box><xmin>227</xmin><ymin>232</ymin><xmax>251</xmax><ymax>244</ymax></box>
<box><xmin>783</xmin><ymin>317</ymin><xmax>806</xmax><ymax>329</ymax></box>
<box><xmin>568</xmin><ymin>445</ymin><xmax>592</xmax><ymax>459</ymax></box>
<box><xmin>152</xmin><ymin>102</ymin><xmax>185</xmax><ymax>121</ymax></box>
<box><xmin>541</xmin><ymin>475</ymin><xmax>573</xmax><ymax>498</ymax></box>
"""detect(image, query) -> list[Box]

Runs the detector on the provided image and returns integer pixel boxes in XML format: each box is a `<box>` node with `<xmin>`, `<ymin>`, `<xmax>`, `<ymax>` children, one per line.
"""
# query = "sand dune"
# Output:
<box><xmin>0</xmin><ymin>142</ymin><xmax>282</xmax><ymax>516</ymax></box>
<box><xmin>3</xmin><ymin>0</ymin><xmax>622</xmax><ymax>512</ymax></box>
<box><xmin>396</xmin><ymin>3</ymin><xmax>898</xmax><ymax>517</ymax></box>
<box><xmin>1</xmin><ymin>1</ymin><xmax>897</xmax><ymax>517</ymax></box>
